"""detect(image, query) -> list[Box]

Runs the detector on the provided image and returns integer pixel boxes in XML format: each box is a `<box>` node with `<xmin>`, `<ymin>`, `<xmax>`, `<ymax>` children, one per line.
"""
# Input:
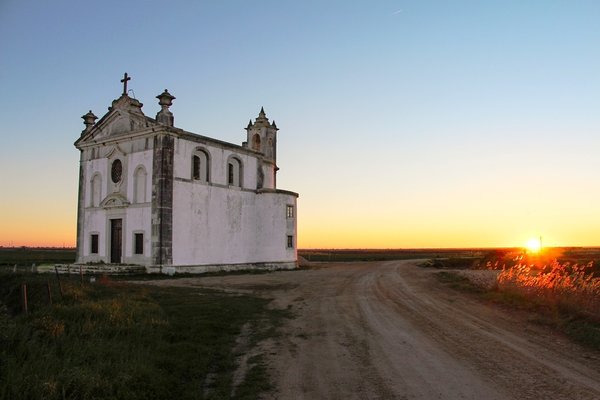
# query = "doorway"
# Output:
<box><xmin>110</xmin><ymin>219</ymin><xmax>122</xmax><ymax>263</ymax></box>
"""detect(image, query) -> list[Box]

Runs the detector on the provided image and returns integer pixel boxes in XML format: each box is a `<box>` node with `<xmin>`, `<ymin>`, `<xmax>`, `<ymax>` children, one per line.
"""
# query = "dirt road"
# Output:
<box><xmin>147</xmin><ymin>260</ymin><xmax>600</xmax><ymax>399</ymax></box>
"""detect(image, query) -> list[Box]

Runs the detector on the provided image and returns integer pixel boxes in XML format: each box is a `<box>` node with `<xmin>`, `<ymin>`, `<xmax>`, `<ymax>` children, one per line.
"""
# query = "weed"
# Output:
<box><xmin>0</xmin><ymin>274</ymin><xmax>284</xmax><ymax>399</ymax></box>
<box><xmin>497</xmin><ymin>261</ymin><xmax>600</xmax><ymax>322</ymax></box>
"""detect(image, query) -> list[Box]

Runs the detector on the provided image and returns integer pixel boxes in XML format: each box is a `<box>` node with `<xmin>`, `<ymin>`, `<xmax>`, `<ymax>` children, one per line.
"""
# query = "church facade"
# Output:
<box><xmin>74</xmin><ymin>75</ymin><xmax>298</xmax><ymax>273</ymax></box>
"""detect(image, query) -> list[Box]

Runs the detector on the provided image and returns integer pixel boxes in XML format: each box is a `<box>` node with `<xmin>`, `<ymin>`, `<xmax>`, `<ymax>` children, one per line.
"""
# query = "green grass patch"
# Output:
<box><xmin>112</xmin><ymin>268</ymin><xmax>276</xmax><ymax>282</ymax></box>
<box><xmin>0</xmin><ymin>273</ymin><xmax>286</xmax><ymax>399</ymax></box>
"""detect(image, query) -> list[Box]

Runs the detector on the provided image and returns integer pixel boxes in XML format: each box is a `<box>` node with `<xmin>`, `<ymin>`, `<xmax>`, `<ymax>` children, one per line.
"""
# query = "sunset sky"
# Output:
<box><xmin>1</xmin><ymin>1</ymin><xmax>599</xmax><ymax>248</ymax></box>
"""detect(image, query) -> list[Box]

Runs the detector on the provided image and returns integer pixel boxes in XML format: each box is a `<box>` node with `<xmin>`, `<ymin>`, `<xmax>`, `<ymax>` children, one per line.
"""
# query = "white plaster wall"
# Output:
<box><xmin>80</xmin><ymin>157</ymin><xmax>109</xmax><ymax>262</ymax></box>
<box><xmin>79</xmin><ymin>135</ymin><xmax>296</xmax><ymax>268</ymax></box>
<box><xmin>261</xmin><ymin>162</ymin><xmax>276</xmax><ymax>189</ymax></box>
<box><xmin>121</xmin><ymin>149</ymin><xmax>153</xmax><ymax>264</ymax></box>
<box><xmin>79</xmin><ymin>148</ymin><xmax>153</xmax><ymax>264</ymax></box>
<box><xmin>174</xmin><ymin>138</ymin><xmax>258</xmax><ymax>189</ymax></box>
<box><xmin>172</xmin><ymin>181</ymin><xmax>297</xmax><ymax>266</ymax></box>
<box><xmin>252</xmin><ymin>191</ymin><xmax>297</xmax><ymax>262</ymax></box>
<box><xmin>81</xmin><ymin>209</ymin><xmax>106</xmax><ymax>261</ymax></box>
<box><xmin>126</xmin><ymin>149</ymin><xmax>153</xmax><ymax>204</ymax></box>
<box><xmin>121</xmin><ymin>205</ymin><xmax>152</xmax><ymax>264</ymax></box>
<box><xmin>85</xmin><ymin>157</ymin><xmax>108</xmax><ymax>206</ymax></box>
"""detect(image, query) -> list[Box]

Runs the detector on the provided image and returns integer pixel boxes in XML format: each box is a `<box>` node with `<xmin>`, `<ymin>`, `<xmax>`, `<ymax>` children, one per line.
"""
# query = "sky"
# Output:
<box><xmin>1</xmin><ymin>0</ymin><xmax>599</xmax><ymax>248</ymax></box>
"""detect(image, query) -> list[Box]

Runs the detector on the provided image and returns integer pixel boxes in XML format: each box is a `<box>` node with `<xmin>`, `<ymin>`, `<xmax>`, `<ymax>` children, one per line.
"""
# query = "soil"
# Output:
<box><xmin>140</xmin><ymin>260</ymin><xmax>600</xmax><ymax>400</ymax></box>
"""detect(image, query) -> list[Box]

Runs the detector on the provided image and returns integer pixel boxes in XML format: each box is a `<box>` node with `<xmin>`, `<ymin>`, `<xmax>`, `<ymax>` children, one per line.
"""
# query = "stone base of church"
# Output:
<box><xmin>50</xmin><ymin>264</ymin><xmax>147</xmax><ymax>275</ymax></box>
<box><xmin>147</xmin><ymin>261</ymin><xmax>298</xmax><ymax>275</ymax></box>
<box><xmin>48</xmin><ymin>261</ymin><xmax>297</xmax><ymax>275</ymax></box>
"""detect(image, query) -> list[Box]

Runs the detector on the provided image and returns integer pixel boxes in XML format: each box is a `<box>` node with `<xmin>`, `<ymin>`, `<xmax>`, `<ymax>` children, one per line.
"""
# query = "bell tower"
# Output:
<box><xmin>245</xmin><ymin>107</ymin><xmax>279</xmax><ymax>189</ymax></box>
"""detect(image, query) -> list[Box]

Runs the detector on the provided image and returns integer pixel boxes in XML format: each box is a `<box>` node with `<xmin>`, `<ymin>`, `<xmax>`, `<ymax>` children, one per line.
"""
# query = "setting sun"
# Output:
<box><xmin>526</xmin><ymin>237</ymin><xmax>542</xmax><ymax>253</ymax></box>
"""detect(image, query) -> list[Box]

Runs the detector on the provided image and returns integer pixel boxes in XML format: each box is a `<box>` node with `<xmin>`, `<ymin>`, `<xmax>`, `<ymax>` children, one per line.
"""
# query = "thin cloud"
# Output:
<box><xmin>391</xmin><ymin>9</ymin><xmax>403</xmax><ymax>15</ymax></box>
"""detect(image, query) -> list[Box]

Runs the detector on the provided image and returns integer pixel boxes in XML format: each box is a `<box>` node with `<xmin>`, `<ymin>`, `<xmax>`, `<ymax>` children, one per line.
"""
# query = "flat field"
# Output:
<box><xmin>0</xmin><ymin>247</ymin><xmax>75</xmax><ymax>268</ymax></box>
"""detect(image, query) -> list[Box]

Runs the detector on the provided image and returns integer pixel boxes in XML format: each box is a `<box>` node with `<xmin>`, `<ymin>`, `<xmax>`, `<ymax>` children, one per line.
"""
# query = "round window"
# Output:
<box><xmin>111</xmin><ymin>160</ymin><xmax>123</xmax><ymax>183</ymax></box>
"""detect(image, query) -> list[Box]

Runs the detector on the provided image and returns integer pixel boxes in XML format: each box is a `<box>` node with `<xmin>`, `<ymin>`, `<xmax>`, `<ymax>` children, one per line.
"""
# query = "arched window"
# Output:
<box><xmin>133</xmin><ymin>166</ymin><xmax>147</xmax><ymax>203</ymax></box>
<box><xmin>227</xmin><ymin>156</ymin><xmax>243</xmax><ymax>187</ymax></box>
<box><xmin>90</xmin><ymin>173</ymin><xmax>102</xmax><ymax>207</ymax></box>
<box><xmin>192</xmin><ymin>155</ymin><xmax>200</xmax><ymax>180</ymax></box>
<box><xmin>252</xmin><ymin>134</ymin><xmax>261</xmax><ymax>152</ymax></box>
<box><xmin>191</xmin><ymin>148</ymin><xmax>210</xmax><ymax>183</ymax></box>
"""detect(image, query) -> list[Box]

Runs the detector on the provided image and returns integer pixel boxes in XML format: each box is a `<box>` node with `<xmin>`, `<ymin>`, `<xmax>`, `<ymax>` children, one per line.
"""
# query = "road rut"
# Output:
<box><xmin>146</xmin><ymin>260</ymin><xmax>600</xmax><ymax>399</ymax></box>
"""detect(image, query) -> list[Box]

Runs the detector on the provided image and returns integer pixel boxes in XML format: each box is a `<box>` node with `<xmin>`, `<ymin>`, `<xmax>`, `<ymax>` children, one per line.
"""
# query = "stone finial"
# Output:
<box><xmin>271</xmin><ymin>120</ymin><xmax>278</xmax><ymax>130</ymax></box>
<box><xmin>81</xmin><ymin>110</ymin><xmax>97</xmax><ymax>132</ymax></box>
<box><xmin>246</xmin><ymin>119</ymin><xmax>253</xmax><ymax>130</ymax></box>
<box><xmin>157</xmin><ymin>89</ymin><xmax>175</xmax><ymax>107</ymax></box>
<box><xmin>156</xmin><ymin>89</ymin><xmax>175</xmax><ymax>126</ymax></box>
<box><xmin>254</xmin><ymin>107</ymin><xmax>270</xmax><ymax>127</ymax></box>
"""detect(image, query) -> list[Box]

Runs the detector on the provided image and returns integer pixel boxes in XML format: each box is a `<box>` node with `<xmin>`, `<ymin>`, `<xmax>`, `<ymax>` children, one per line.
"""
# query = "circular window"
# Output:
<box><xmin>111</xmin><ymin>160</ymin><xmax>123</xmax><ymax>183</ymax></box>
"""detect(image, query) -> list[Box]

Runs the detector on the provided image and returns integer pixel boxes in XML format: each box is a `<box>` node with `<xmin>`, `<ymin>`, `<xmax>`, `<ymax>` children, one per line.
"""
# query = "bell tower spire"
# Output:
<box><xmin>245</xmin><ymin>107</ymin><xmax>279</xmax><ymax>189</ymax></box>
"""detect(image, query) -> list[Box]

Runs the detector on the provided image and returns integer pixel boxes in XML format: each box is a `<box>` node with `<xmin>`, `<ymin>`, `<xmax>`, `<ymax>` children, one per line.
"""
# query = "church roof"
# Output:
<box><xmin>75</xmin><ymin>93</ymin><xmax>158</xmax><ymax>147</ymax></box>
<box><xmin>75</xmin><ymin>74</ymin><xmax>271</xmax><ymax>157</ymax></box>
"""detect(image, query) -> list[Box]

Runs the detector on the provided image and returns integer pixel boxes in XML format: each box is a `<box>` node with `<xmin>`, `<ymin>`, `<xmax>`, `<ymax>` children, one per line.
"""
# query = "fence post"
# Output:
<box><xmin>21</xmin><ymin>283</ymin><xmax>28</xmax><ymax>314</ymax></box>
<box><xmin>55</xmin><ymin>266</ymin><xmax>64</xmax><ymax>298</ymax></box>
<box><xmin>46</xmin><ymin>280</ymin><xmax>53</xmax><ymax>306</ymax></box>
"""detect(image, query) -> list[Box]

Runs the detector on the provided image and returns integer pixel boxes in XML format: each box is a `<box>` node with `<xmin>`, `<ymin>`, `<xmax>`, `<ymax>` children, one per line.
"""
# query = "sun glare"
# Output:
<box><xmin>526</xmin><ymin>237</ymin><xmax>542</xmax><ymax>253</ymax></box>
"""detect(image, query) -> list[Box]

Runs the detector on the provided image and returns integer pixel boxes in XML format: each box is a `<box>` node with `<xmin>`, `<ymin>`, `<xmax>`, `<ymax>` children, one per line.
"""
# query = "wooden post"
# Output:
<box><xmin>21</xmin><ymin>283</ymin><xmax>28</xmax><ymax>314</ymax></box>
<box><xmin>79</xmin><ymin>265</ymin><xmax>83</xmax><ymax>285</ymax></box>
<box><xmin>46</xmin><ymin>280</ymin><xmax>53</xmax><ymax>306</ymax></box>
<box><xmin>55</xmin><ymin>266</ymin><xmax>64</xmax><ymax>298</ymax></box>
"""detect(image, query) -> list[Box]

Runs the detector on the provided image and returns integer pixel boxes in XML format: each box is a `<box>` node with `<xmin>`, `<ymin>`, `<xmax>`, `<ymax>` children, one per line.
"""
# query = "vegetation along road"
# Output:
<box><xmin>144</xmin><ymin>260</ymin><xmax>600</xmax><ymax>400</ymax></box>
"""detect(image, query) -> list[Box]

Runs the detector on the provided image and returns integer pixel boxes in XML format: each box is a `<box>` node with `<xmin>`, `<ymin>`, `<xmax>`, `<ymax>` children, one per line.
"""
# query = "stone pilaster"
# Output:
<box><xmin>151</xmin><ymin>134</ymin><xmax>174</xmax><ymax>267</ymax></box>
<box><xmin>75</xmin><ymin>150</ymin><xmax>85</xmax><ymax>262</ymax></box>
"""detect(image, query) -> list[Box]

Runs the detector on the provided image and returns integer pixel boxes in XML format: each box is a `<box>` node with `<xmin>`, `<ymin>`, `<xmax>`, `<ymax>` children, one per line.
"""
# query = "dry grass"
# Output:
<box><xmin>0</xmin><ymin>273</ymin><xmax>283</xmax><ymax>400</ymax></box>
<box><xmin>497</xmin><ymin>261</ymin><xmax>600</xmax><ymax>322</ymax></box>
<box><xmin>437</xmin><ymin>258</ymin><xmax>600</xmax><ymax>350</ymax></box>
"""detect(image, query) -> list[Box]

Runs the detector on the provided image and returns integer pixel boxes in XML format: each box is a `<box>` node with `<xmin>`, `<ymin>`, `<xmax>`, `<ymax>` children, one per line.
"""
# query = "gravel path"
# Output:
<box><xmin>139</xmin><ymin>260</ymin><xmax>600</xmax><ymax>400</ymax></box>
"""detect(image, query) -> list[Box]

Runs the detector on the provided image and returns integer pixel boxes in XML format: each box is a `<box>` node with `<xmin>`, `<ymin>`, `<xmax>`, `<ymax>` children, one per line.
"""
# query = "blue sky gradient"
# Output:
<box><xmin>1</xmin><ymin>1</ymin><xmax>599</xmax><ymax>247</ymax></box>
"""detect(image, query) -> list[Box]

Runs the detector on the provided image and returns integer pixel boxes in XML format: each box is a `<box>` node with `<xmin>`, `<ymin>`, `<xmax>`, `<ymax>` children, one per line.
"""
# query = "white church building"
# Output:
<box><xmin>74</xmin><ymin>74</ymin><xmax>298</xmax><ymax>273</ymax></box>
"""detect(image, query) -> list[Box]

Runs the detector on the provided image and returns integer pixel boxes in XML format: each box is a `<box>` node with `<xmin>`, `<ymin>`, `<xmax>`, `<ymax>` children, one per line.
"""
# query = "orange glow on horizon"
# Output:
<box><xmin>0</xmin><ymin>218</ymin><xmax>76</xmax><ymax>248</ymax></box>
<box><xmin>525</xmin><ymin>237</ymin><xmax>542</xmax><ymax>253</ymax></box>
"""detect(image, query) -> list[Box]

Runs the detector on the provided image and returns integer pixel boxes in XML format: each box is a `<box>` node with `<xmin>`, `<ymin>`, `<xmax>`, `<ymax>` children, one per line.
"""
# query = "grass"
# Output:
<box><xmin>497</xmin><ymin>262</ymin><xmax>600</xmax><ymax>321</ymax></box>
<box><xmin>435</xmin><ymin>271</ymin><xmax>486</xmax><ymax>293</ymax></box>
<box><xmin>435</xmin><ymin>264</ymin><xmax>600</xmax><ymax>351</ymax></box>
<box><xmin>299</xmin><ymin>248</ymin><xmax>486</xmax><ymax>262</ymax></box>
<box><xmin>0</xmin><ymin>248</ymin><xmax>76</xmax><ymax>267</ymax></box>
<box><xmin>421</xmin><ymin>257</ymin><xmax>481</xmax><ymax>269</ymax></box>
<box><xmin>0</xmin><ymin>273</ymin><xmax>287</xmax><ymax>400</ymax></box>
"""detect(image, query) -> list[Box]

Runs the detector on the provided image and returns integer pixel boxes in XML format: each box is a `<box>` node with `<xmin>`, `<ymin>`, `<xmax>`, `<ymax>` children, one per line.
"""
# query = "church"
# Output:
<box><xmin>74</xmin><ymin>74</ymin><xmax>298</xmax><ymax>273</ymax></box>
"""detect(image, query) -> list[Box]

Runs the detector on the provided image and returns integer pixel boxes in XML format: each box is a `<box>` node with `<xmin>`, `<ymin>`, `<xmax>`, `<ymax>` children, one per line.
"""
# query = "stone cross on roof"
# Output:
<box><xmin>120</xmin><ymin>72</ymin><xmax>131</xmax><ymax>95</ymax></box>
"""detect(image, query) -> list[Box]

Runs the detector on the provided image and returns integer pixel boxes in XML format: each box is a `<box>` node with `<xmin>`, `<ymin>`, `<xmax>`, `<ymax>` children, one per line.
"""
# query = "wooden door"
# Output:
<box><xmin>110</xmin><ymin>219</ymin><xmax>122</xmax><ymax>264</ymax></box>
